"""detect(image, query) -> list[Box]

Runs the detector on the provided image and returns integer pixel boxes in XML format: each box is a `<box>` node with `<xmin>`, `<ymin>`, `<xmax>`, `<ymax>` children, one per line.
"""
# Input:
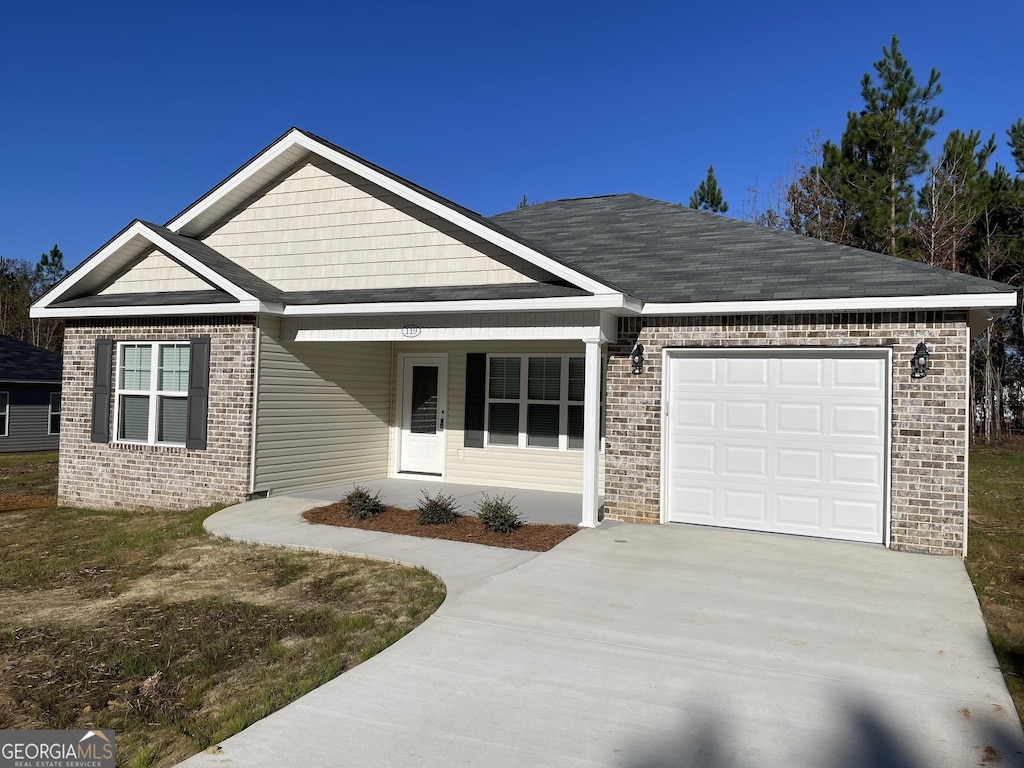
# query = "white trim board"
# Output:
<box><xmin>642</xmin><ymin>292</ymin><xmax>1018</xmax><ymax>316</ymax></box>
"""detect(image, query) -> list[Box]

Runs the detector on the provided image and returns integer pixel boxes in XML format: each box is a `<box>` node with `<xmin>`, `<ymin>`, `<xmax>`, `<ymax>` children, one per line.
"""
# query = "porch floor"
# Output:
<box><xmin>288</xmin><ymin>478</ymin><xmax>603</xmax><ymax>526</ymax></box>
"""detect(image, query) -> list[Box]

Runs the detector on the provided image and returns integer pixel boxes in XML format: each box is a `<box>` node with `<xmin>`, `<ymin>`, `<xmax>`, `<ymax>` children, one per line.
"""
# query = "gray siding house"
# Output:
<box><xmin>0</xmin><ymin>335</ymin><xmax>61</xmax><ymax>453</ymax></box>
<box><xmin>31</xmin><ymin>128</ymin><xmax>1017</xmax><ymax>555</ymax></box>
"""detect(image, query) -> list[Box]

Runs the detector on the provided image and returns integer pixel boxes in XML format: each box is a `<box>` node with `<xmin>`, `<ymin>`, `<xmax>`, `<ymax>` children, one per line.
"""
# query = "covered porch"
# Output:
<box><xmin>288</xmin><ymin>478</ymin><xmax>604</xmax><ymax>526</ymax></box>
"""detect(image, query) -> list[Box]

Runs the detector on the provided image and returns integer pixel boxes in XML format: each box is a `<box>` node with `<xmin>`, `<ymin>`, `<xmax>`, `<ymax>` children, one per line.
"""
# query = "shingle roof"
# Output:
<box><xmin>489</xmin><ymin>194</ymin><xmax>1016</xmax><ymax>303</ymax></box>
<box><xmin>283</xmin><ymin>283</ymin><xmax>589</xmax><ymax>305</ymax></box>
<box><xmin>0</xmin><ymin>335</ymin><xmax>61</xmax><ymax>383</ymax></box>
<box><xmin>140</xmin><ymin>223</ymin><xmax>285</xmax><ymax>304</ymax></box>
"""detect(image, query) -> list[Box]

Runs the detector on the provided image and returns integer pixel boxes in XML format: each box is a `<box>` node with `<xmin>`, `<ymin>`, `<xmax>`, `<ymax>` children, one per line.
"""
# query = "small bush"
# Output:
<box><xmin>476</xmin><ymin>494</ymin><xmax>522</xmax><ymax>534</ymax></box>
<box><xmin>344</xmin><ymin>486</ymin><xmax>385</xmax><ymax>520</ymax></box>
<box><xmin>417</xmin><ymin>491</ymin><xmax>461</xmax><ymax>526</ymax></box>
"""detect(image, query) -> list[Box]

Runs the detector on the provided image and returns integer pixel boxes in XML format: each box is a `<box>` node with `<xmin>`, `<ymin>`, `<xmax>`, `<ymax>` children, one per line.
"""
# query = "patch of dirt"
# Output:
<box><xmin>303</xmin><ymin>503</ymin><xmax>579</xmax><ymax>552</ymax></box>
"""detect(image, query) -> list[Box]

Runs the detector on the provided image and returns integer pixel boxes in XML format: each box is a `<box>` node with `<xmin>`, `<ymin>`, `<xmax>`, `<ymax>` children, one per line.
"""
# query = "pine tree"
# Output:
<box><xmin>689</xmin><ymin>165</ymin><xmax>729</xmax><ymax>213</ymax></box>
<box><xmin>818</xmin><ymin>35</ymin><xmax>943</xmax><ymax>255</ymax></box>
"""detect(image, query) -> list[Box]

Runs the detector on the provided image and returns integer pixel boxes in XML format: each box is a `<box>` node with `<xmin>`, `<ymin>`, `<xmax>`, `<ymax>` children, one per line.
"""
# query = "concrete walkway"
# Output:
<box><xmin>179</xmin><ymin>496</ymin><xmax>1024</xmax><ymax>768</ymax></box>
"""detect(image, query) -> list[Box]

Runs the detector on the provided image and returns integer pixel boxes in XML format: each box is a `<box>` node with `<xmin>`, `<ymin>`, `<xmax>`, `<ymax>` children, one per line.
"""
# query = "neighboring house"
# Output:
<box><xmin>31</xmin><ymin>128</ymin><xmax>1016</xmax><ymax>555</ymax></box>
<box><xmin>0</xmin><ymin>335</ymin><xmax>61</xmax><ymax>453</ymax></box>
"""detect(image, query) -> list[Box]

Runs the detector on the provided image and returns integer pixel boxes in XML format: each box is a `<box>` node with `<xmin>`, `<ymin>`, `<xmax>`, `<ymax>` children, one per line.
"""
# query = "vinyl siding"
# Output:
<box><xmin>99</xmin><ymin>250</ymin><xmax>212</xmax><ymax>294</ymax></box>
<box><xmin>394</xmin><ymin>341</ymin><xmax>604</xmax><ymax>494</ymax></box>
<box><xmin>0</xmin><ymin>384</ymin><xmax>60</xmax><ymax>453</ymax></box>
<box><xmin>202</xmin><ymin>158</ymin><xmax>551</xmax><ymax>291</ymax></box>
<box><xmin>253</xmin><ymin>318</ymin><xmax>392</xmax><ymax>493</ymax></box>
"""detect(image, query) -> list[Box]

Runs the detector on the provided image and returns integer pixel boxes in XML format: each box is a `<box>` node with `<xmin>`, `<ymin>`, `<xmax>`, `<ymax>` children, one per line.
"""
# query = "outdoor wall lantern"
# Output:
<box><xmin>911</xmin><ymin>342</ymin><xmax>930</xmax><ymax>379</ymax></box>
<box><xmin>631</xmin><ymin>343</ymin><xmax>645</xmax><ymax>375</ymax></box>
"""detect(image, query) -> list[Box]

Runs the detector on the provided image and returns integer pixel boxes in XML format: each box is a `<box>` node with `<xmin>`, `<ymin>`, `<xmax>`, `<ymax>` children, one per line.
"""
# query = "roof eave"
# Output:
<box><xmin>640</xmin><ymin>292</ymin><xmax>1019</xmax><ymax>316</ymax></box>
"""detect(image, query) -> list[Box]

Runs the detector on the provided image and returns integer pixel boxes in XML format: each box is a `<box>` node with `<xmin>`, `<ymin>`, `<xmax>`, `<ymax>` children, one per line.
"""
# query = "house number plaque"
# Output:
<box><xmin>401</xmin><ymin>324</ymin><xmax>422</xmax><ymax>338</ymax></box>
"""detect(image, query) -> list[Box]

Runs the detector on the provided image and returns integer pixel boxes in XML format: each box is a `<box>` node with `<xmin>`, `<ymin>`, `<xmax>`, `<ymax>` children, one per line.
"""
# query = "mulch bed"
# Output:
<box><xmin>302</xmin><ymin>503</ymin><xmax>579</xmax><ymax>552</ymax></box>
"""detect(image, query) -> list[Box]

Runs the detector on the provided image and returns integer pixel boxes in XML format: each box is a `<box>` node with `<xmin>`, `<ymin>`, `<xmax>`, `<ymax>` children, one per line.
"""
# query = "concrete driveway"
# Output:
<box><xmin>180</xmin><ymin>497</ymin><xmax>1024</xmax><ymax>768</ymax></box>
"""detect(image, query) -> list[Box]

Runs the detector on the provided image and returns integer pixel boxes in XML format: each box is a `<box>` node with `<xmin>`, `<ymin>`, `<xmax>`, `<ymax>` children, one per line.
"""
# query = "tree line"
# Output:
<box><xmin>734</xmin><ymin>36</ymin><xmax>1023</xmax><ymax>444</ymax></box>
<box><xmin>0</xmin><ymin>245</ymin><xmax>67</xmax><ymax>353</ymax></box>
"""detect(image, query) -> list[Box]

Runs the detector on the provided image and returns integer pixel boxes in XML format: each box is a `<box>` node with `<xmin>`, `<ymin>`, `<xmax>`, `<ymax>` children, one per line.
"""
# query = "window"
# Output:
<box><xmin>48</xmin><ymin>392</ymin><xmax>60</xmax><ymax>434</ymax></box>
<box><xmin>116</xmin><ymin>342</ymin><xmax>189</xmax><ymax>445</ymax></box>
<box><xmin>485</xmin><ymin>355</ymin><xmax>591</xmax><ymax>451</ymax></box>
<box><xmin>0</xmin><ymin>392</ymin><xmax>8</xmax><ymax>437</ymax></box>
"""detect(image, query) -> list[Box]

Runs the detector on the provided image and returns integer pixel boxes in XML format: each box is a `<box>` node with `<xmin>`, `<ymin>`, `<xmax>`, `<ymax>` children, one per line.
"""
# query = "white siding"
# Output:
<box><xmin>394</xmin><ymin>341</ymin><xmax>604</xmax><ymax>494</ymax></box>
<box><xmin>253</xmin><ymin>318</ymin><xmax>392</xmax><ymax>493</ymax></box>
<box><xmin>99</xmin><ymin>250</ymin><xmax>211</xmax><ymax>294</ymax></box>
<box><xmin>202</xmin><ymin>158</ymin><xmax>549</xmax><ymax>291</ymax></box>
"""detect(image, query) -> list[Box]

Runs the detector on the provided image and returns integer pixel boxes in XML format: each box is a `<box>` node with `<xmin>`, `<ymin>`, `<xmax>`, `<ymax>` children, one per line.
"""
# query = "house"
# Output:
<box><xmin>0</xmin><ymin>335</ymin><xmax>61</xmax><ymax>453</ymax></box>
<box><xmin>31</xmin><ymin>128</ymin><xmax>1016</xmax><ymax>555</ymax></box>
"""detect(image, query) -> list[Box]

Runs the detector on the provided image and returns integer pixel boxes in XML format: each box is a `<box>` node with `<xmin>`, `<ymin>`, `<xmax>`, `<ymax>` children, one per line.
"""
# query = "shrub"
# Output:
<box><xmin>417</xmin><ymin>491</ymin><xmax>461</xmax><ymax>526</ymax></box>
<box><xmin>476</xmin><ymin>494</ymin><xmax>522</xmax><ymax>534</ymax></box>
<box><xmin>344</xmin><ymin>486</ymin><xmax>385</xmax><ymax>520</ymax></box>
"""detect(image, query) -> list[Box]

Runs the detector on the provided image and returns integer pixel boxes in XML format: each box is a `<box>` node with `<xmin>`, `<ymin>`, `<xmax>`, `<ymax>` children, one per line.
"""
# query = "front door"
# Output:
<box><xmin>398</xmin><ymin>355</ymin><xmax>447</xmax><ymax>475</ymax></box>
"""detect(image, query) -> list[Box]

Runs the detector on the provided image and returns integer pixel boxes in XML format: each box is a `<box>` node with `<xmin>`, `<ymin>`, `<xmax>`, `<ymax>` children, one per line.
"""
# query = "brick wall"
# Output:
<box><xmin>60</xmin><ymin>317</ymin><xmax>257</xmax><ymax>510</ymax></box>
<box><xmin>605</xmin><ymin>312</ymin><xmax>970</xmax><ymax>555</ymax></box>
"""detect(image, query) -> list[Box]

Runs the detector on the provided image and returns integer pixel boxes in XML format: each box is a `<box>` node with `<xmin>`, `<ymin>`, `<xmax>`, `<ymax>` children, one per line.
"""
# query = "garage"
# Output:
<box><xmin>662</xmin><ymin>348</ymin><xmax>889</xmax><ymax>543</ymax></box>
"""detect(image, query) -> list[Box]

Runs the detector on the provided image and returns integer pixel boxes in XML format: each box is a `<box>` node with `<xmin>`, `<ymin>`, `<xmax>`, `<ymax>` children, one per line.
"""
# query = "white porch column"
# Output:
<box><xmin>580</xmin><ymin>336</ymin><xmax>603</xmax><ymax>528</ymax></box>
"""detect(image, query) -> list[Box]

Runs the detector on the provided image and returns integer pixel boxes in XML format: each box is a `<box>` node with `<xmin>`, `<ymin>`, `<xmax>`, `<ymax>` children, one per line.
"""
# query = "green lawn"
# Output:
<box><xmin>0</xmin><ymin>455</ymin><xmax>445</xmax><ymax>768</ymax></box>
<box><xmin>967</xmin><ymin>444</ymin><xmax>1024</xmax><ymax>728</ymax></box>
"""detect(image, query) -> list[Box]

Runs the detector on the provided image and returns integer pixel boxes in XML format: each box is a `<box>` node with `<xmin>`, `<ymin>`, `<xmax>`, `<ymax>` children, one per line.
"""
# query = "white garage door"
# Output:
<box><xmin>663</xmin><ymin>349</ymin><xmax>888</xmax><ymax>543</ymax></box>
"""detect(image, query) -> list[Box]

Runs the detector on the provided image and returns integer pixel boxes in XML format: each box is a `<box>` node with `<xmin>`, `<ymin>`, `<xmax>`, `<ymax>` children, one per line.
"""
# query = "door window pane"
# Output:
<box><xmin>410</xmin><ymin>366</ymin><xmax>438</xmax><ymax>435</ymax></box>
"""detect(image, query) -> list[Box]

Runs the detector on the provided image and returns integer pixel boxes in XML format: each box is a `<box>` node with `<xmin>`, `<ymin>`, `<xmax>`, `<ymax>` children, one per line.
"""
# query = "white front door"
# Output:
<box><xmin>398</xmin><ymin>355</ymin><xmax>447</xmax><ymax>475</ymax></box>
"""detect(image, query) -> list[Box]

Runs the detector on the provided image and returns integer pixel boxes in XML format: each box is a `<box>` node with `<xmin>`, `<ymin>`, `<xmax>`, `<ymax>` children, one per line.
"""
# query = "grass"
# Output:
<box><xmin>966</xmin><ymin>440</ymin><xmax>1024</xmax><ymax>729</ymax></box>
<box><xmin>0</xmin><ymin>450</ymin><xmax>57</xmax><ymax>511</ymax></box>
<box><xmin>0</xmin><ymin>454</ymin><xmax>445</xmax><ymax>767</ymax></box>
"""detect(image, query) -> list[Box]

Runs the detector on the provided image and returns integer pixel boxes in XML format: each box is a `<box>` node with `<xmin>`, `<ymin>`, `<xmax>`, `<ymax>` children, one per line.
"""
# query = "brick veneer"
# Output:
<box><xmin>604</xmin><ymin>312</ymin><xmax>970</xmax><ymax>556</ymax></box>
<box><xmin>59</xmin><ymin>317</ymin><xmax>257</xmax><ymax>511</ymax></box>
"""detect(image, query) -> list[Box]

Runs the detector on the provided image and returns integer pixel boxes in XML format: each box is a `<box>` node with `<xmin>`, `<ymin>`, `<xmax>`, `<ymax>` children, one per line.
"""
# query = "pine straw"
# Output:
<box><xmin>303</xmin><ymin>503</ymin><xmax>579</xmax><ymax>552</ymax></box>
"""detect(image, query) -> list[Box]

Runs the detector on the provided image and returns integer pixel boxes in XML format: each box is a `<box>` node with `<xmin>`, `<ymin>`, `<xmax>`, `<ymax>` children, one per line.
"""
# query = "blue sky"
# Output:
<box><xmin>1</xmin><ymin>0</ymin><xmax>1021</xmax><ymax>269</ymax></box>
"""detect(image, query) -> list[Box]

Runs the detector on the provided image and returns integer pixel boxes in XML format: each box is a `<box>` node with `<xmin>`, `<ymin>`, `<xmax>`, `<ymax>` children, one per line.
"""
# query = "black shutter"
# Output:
<box><xmin>464</xmin><ymin>353</ymin><xmax>486</xmax><ymax>448</ymax></box>
<box><xmin>186</xmin><ymin>336</ymin><xmax>211</xmax><ymax>450</ymax></box>
<box><xmin>90</xmin><ymin>339</ymin><xmax>114</xmax><ymax>443</ymax></box>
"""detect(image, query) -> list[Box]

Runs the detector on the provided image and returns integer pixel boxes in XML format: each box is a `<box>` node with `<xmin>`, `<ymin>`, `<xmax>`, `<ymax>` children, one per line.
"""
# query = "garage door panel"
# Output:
<box><xmin>776</xmin><ymin>402</ymin><xmax>823</xmax><ymax>434</ymax></box>
<box><xmin>722</xmin><ymin>490</ymin><xmax>767</xmax><ymax>523</ymax></box>
<box><xmin>674</xmin><ymin>399</ymin><xmax>716</xmax><ymax>429</ymax></box>
<box><xmin>832</xmin><ymin>358</ymin><xmax>885</xmax><ymax>390</ymax></box>
<box><xmin>723</xmin><ymin>445</ymin><xmax>767</xmax><ymax>478</ymax></box>
<box><xmin>831</xmin><ymin>405</ymin><xmax>884</xmax><ymax>438</ymax></box>
<box><xmin>673</xmin><ymin>442</ymin><xmax>716</xmax><ymax>474</ymax></box>
<box><xmin>777</xmin><ymin>358</ymin><xmax>824</xmax><ymax>388</ymax></box>
<box><xmin>776</xmin><ymin>448</ymin><xmax>822</xmax><ymax>482</ymax></box>
<box><xmin>724</xmin><ymin>401</ymin><xmax>768</xmax><ymax>432</ymax></box>
<box><xmin>831</xmin><ymin>499</ymin><xmax>882</xmax><ymax>534</ymax></box>
<box><xmin>831</xmin><ymin>452</ymin><xmax>881</xmax><ymax>485</ymax></box>
<box><xmin>725</xmin><ymin>357</ymin><xmax>769</xmax><ymax>386</ymax></box>
<box><xmin>776</xmin><ymin>494</ymin><xmax>823</xmax><ymax>528</ymax></box>
<box><xmin>665</xmin><ymin>351</ymin><xmax>887</xmax><ymax>544</ymax></box>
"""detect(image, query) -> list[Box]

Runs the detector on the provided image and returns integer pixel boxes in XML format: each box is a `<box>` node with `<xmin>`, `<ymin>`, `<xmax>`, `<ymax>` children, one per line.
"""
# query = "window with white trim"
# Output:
<box><xmin>0</xmin><ymin>392</ymin><xmax>8</xmax><ymax>437</ymax></box>
<box><xmin>116</xmin><ymin>342</ymin><xmax>190</xmax><ymax>445</ymax></box>
<box><xmin>48</xmin><ymin>392</ymin><xmax>60</xmax><ymax>434</ymax></box>
<box><xmin>486</xmin><ymin>355</ymin><xmax>591</xmax><ymax>451</ymax></box>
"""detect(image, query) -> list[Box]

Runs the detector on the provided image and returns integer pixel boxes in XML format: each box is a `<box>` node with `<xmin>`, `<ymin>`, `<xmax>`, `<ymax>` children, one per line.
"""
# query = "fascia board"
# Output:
<box><xmin>281</xmin><ymin>293</ymin><xmax>630</xmax><ymax>317</ymax></box>
<box><xmin>166</xmin><ymin>130</ymin><xmax>304</xmax><ymax>233</ymax></box>
<box><xmin>33</xmin><ymin>222</ymin><xmax>151</xmax><ymax>310</ymax></box>
<box><xmin>31</xmin><ymin>300</ymin><xmax>269</xmax><ymax>319</ymax></box>
<box><xmin>641</xmin><ymin>292</ymin><xmax>1019</xmax><ymax>315</ymax></box>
